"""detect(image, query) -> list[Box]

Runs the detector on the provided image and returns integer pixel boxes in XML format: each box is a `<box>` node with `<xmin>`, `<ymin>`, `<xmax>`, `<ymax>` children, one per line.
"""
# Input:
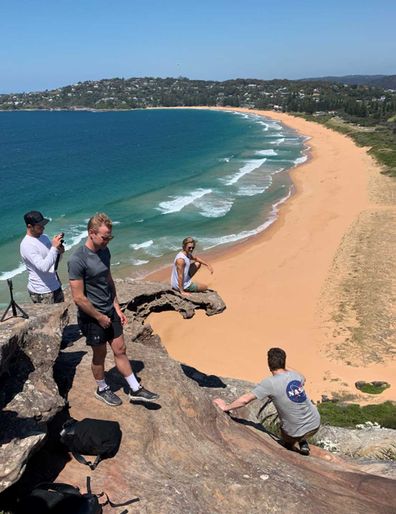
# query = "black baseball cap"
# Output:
<box><xmin>24</xmin><ymin>211</ymin><xmax>50</xmax><ymax>226</ymax></box>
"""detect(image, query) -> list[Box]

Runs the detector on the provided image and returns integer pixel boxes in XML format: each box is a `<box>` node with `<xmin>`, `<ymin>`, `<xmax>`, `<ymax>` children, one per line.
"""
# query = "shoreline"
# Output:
<box><xmin>138</xmin><ymin>107</ymin><xmax>312</xmax><ymax>280</ymax></box>
<box><xmin>148</xmin><ymin>107</ymin><xmax>396</xmax><ymax>403</ymax></box>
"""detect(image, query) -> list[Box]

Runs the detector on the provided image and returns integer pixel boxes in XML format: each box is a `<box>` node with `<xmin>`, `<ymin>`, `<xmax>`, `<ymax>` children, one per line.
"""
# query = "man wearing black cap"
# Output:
<box><xmin>20</xmin><ymin>210</ymin><xmax>65</xmax><ymax>304</ymax></box>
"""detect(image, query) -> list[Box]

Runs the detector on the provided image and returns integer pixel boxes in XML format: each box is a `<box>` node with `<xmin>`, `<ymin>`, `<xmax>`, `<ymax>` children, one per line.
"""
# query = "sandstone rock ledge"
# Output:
<box><xmin>1</xmin><ymin>280</ymin><xmax>396</xmax><ymax>514</ymax></box>
<box><xmin>0</xmin><ymin>302</ymin><xmax>69</xmax><ymax>491</ymax></box>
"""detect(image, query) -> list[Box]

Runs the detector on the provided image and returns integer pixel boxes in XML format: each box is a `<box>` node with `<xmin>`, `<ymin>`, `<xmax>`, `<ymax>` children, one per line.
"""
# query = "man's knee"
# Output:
<box><xmin>189</xmin><ymin>262</ymin><xmax>201</xmax><ymax>277</ymax></box>
<box><xmin>111</xmin><ymin>336</ymin><xmax>127</xmax><ymax>356</ymax></box>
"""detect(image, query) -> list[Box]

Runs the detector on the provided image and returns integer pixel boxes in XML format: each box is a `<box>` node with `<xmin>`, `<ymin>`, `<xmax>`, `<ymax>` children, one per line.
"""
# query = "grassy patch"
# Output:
<box><xmin>318</xmin><ymin>401</ymin><xmax>396</xmax><ymax>428</ymax></box>
<box><xmin>358</xmin><ymin>383</ymin><xmax>390</xmax><ymax>395</ymax></box>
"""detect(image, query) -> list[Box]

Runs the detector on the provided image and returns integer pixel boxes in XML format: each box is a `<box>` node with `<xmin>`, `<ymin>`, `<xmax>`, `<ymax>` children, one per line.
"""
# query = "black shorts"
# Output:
<box><xmin>78</xmin><ymin>310</ymin><xmax>123</xmax><ymax>347</ymax></box>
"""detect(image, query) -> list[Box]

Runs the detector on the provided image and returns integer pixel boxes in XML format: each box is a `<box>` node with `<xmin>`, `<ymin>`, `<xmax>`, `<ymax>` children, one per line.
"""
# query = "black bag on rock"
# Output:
<box><xmin>60</xmin><ymin>418</ymin><xmax>122</xmax><ymax>470</ymax></box>
<box><xmin>15</xmin><ymin>481</ymin><xmax>101</xmax><ymax>514</ymax></box>
<box><xmin>14</xmin><ymin>477</ymin><xmax>139</xmax><ymax>514</ymax></box>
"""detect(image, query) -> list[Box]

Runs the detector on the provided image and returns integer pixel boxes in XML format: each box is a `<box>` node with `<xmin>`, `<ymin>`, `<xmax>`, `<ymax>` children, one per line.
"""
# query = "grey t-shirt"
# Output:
<box><xmin>68</xmin><ymin>245</ymin><xmax>114</xmax><ymax>315</ymax></box>
<box><xmin>252</xmin><ymin>370</ymin><xmax>320</xmax><ymax>437</ymax></box>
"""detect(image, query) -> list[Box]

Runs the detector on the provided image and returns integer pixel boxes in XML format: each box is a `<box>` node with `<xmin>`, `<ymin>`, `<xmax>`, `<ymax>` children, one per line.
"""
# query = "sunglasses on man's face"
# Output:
<box><xmin>97</xmin><ymin>233</ymin><xmax>114</xmax><ymax>241</ymax></box>
<box><xmin>186</xmin><ymin>245</ymin><xmax>195</xmax><ymax>251</ymax></box>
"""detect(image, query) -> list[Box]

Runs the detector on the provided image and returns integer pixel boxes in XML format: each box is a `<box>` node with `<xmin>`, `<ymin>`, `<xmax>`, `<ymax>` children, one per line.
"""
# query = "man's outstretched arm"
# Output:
<box><xmin>191</xmin><ymin>254</ymin><xmax>214</xmax><ymax>274</ymax></box>
<box><xmin>213</xmin><ymin>392</ymin><xmax>257</xmax><ymax>412</ymax></box>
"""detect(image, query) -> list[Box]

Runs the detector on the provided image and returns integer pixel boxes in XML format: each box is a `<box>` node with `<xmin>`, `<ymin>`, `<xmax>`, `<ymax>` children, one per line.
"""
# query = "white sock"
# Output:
<box><xmin>96</xmin><ymin>379</ymin><xmax>108</xmax><ymax>391</ymax></box>
<box><xmin>126</xmin><ymin>373</ymin><xmax>140</xmax><ymax>392</ymax></box>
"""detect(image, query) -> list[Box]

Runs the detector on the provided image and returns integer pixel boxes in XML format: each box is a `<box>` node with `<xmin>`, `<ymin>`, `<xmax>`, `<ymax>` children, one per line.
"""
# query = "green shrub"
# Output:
<box><xmin>318</xmin><ymin>401</ymin><xmax>396</xmax><ymax>429</ymax></box>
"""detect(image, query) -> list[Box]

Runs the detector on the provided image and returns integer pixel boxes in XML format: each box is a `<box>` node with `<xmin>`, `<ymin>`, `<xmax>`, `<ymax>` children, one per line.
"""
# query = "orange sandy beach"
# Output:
<box><xmin>148</xmin><ymin>108</ymin><xmax>396</xmax><ymax>402</ymax></box>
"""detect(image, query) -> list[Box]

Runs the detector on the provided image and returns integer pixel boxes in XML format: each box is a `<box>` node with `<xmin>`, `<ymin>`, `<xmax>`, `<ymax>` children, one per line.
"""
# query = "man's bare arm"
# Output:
<box><xmin>191</xmin><ymin>255</ymin><xmax>213</xmax><ymax>274</ymax></box>
<box><xmin>213</xmin><ymin>392</ymin><xmax>257</xmax><ymax>412</ymax></box>
<box><xmin>69</xmin><ymin>279</ymin><xmax>111</xmax><ymax>328</ymax></box>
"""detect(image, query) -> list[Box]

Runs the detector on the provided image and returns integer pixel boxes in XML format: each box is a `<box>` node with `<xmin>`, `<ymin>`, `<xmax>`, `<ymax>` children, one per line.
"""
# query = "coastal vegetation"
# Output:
<box><xmin>298</xmin><ymin>113</ymin><xmax>396</xmax><ymax>177</ymax></box>
<box><xmin>356</xmin><ymin>382</ymin><xmax>390</xmax><ymax>395</ymax></box>
<box><xmin>259</xmin><ymin>400</ymin><xmax>396</xmax><ymax>432</ymax></box>
<box><xmin>317</xmin><ymin>401</ymin><xmax>396</xmax><ymax>429</ymax></box>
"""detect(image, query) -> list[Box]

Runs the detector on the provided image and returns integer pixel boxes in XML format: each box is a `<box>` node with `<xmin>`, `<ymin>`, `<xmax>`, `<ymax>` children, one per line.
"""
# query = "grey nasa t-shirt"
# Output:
<box><xmin>252</xmin><ymin>370</ymin><xmax>320</xmax><ymax>437</ymax></box>
<box><xmin>68</xmin><ymin>245</ymin><xmax>114</xmax><ymax>315</ymax></box>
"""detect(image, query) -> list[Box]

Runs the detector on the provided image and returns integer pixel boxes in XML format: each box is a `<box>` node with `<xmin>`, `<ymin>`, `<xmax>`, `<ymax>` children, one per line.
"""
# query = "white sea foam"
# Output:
<box><xmin>201</xmin><ymin>187</ymin><xmax>293</xmax><ymax>250</ymax></box>
<box><xmin>280</xmin><ymin>137</ymin><xmax>301</xmax><ymax>145</ymax></box>
<box><xmin>157</xmin><ymin>188</ymin><xmax>212</xmax><ymax>214</ymax></box>
<box><xmin>236</xmin><ymin>184</ymin><xmax>269</xmax><ymax>196</ymax></box>
<box><xmin>141</xmin><ymin>237</ymin><xmax>181</xmax><ymax>258</ymax></box>
<box><xmin>231</xmin><ymin>111</ymin><xmax>250</xmax><ymax>119</ymax></box>
<box><xmin>222</xmin><ymin>159</ymin><xmax>267</xmax><ymax>186</ymax></box>
<box><xmin>264</xmin><ymin>133</ymin><xmax>285</xmax><ymax>139</ymax></box>
<box><xmin>255</xmin><ymin>149</ymin><xmax>278</xmax><ymax>156</ymax></box>
<box><xmin>196</xmin><ymin>197</ymin><xmax>233</xmax><ymax>218</ymax></box>
<box><xmin>293</xmin><ymin>155</ymin><xmax>308</xmax><ymax>166</ymax></box>
<box><xmin>142</xmin><ymin>243</ymin><xmax>166</xmax><ymax>258</ymax></box>
<box><xmin>130</xmin><ymin>239</ymin><xmax>153</xmax><ymax>250</ymax></box>
<box><xmin>130</xmin><ymin>259</ymin><xmax>150</xmax><ymax>266</ymax></box>
<box><xmin>269</xmin><ymin>138</ymin><xmax>285</xmax><ymax>145</ymax></box>
<box><xmin>218</xmin><ymin>156</ymin><xmax>233</xmax><ymax>163</ymax></box>
<box><xmin>64</xmin><ymin>229</ymin><xmax>87</xmax><ymax>251</ymax></box>
<box><xmin>144</xmin><ymin>248</ymin><xmax>163</xmax><ymax>258</ymax></box>
<box><xmin>266</xmin><ymin>122</ymin><xmax>283</xmax><ymax>131</ymax></box>
<box><xmin>0</xmin><ymin>262</ymin><xmax>26</xmax><ymax>281</ymax></box>
<box><xmin>256</xmin><ymin>121</ymin><xmax>269</xmax><ymax>131</ymax></box>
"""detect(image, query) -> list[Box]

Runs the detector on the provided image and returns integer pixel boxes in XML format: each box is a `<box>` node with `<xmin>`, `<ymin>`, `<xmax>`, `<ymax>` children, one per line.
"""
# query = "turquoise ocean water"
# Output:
<box><xmin>0</xmin><ymin>109</ymin><xmax>307</xmax><ymax>306</ymax></box>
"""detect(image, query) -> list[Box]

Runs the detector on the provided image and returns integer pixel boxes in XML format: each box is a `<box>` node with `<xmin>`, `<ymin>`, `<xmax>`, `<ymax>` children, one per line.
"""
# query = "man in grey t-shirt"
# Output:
<box><xmin>213</xmin><ymin>347</ymin><xmax>320</xmax><ymax>455</ymax></box>
<box><xmin>68</xmin><ymin>212</ymin><xmax>159</xmax><ymax>406</ymax></box>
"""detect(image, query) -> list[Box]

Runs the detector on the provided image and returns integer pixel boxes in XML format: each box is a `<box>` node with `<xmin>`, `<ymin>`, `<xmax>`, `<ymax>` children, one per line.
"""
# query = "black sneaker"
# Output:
<box><xmin>299</xmin><ymin>440</ymin><xmax>310</xmax><ymax>456</ymax></box>
<box><xmin>129</xmin><ymin>386</ymin><xmax>159</xmax><ymax>402</ymax></box>
<box><xmin>95</xmin><ymin>386</ymin><xmax>122</xmax><ymax>406</ymax></box>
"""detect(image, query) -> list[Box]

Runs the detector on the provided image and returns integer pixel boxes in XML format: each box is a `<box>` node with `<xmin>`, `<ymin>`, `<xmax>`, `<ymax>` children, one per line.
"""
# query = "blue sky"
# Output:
<box><xmin>1</xmin><ymin>0</ymin><xmax>395</xmax><ymax>93</ymax></box>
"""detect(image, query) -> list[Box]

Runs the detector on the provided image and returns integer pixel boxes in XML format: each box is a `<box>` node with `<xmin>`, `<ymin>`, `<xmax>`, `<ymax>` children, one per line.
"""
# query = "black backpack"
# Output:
<box><xmin>14</xmin><ymin>477</ymin><xmax>138</xmax><ymax>514</ymax></box>
<box><xmin>60</xmin><ymin>418</ymin><xmax>122</xmax><ymax>470</ymax></box>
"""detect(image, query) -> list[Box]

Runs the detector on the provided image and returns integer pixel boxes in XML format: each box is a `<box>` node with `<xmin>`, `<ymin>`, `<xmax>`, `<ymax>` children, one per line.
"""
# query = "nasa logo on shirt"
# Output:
<box><xmin>286</xmin><ymin>380</ymin><xmax>307</xmax><ymax>403</ymax></box>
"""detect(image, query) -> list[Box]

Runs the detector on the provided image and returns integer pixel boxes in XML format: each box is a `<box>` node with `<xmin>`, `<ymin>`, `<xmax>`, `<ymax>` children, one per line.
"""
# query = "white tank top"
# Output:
<box><xmin>171</xmin><ymin>252</ymin><xmax>192</xmax><ymax>290</ymax></box>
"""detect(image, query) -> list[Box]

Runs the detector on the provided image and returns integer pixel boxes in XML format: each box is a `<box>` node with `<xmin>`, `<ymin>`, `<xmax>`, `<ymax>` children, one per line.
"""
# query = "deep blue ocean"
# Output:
<box><xmin>0</xmin><ymin>108</ymin><xmax>307</xmax><ymax>305</ymax></box>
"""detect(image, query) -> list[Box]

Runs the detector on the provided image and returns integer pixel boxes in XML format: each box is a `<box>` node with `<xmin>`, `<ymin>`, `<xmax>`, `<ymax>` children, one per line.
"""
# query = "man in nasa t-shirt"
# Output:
<box><xmin>213</xmin><ymin>347</ymin><xmax>320</xmax><ymax>455</ymax></box>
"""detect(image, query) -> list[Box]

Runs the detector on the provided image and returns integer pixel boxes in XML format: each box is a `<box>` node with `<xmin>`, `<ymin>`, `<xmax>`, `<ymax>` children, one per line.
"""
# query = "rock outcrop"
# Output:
<box><xmin>315</xmin><ymin>424</ymin><xmax>396</xmax><ymax>462</ymax></box>
<box><xmin>0</xmin><ymin>280</ymin><xmax>225</xmax><ymax>495</ymax></box>
<box><xmin>0</xmin><ymin>302</ymin><xmax>69</xmax><ymax>492</ymax></box>
<box><xmin>1</xmin><ymin>280</ymin><xmax>396</xmax><ymax>513</ymax></box>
